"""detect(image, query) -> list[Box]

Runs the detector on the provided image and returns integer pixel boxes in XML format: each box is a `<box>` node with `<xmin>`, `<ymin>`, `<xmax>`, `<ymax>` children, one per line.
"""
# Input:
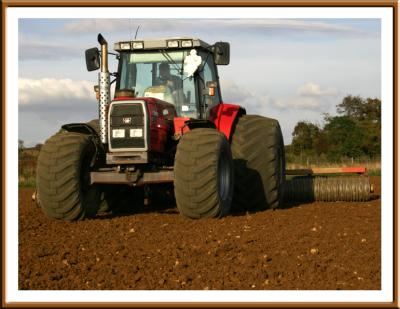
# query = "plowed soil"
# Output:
<box><xmin>19</xmin><ymin>177</ymin><xmax>381</xmax><ymax>290</ymax></box>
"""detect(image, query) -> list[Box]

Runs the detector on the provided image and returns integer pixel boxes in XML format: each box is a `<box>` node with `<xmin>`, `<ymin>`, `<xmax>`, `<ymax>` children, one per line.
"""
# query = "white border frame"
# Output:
<box><xmin>6</xmin><ymin>6</ymin><xmax>394</xmax><ymax>304</ymax></box>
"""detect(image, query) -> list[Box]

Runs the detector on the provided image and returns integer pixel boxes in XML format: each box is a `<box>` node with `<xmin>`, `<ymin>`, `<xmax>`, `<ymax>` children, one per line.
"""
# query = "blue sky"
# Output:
<box><xmin>18</xmin><ymin>18</ymin><xmax>381</xmax><ymax>147</ymax></box>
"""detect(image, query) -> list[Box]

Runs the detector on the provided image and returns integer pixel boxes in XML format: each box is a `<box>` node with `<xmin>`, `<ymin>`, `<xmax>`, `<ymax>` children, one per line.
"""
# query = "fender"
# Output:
<box><xmin>173</xmin><ymin>118</ymin><xmax>216</xmax><ymax>135</ymax></box>
<box><xmin>61</xmin><ymin>123</ymin><xmax>99</xmax><ymax>136</ymax></box>
<box><xmin>173</xmin><ymin>104</ymin><xmax>245</xmax><ymax>140</ymax></box>
<box><xmin>208</xmin><ymin>103</ymin><xmax>246</xmax><ymax>140</ymax></box>
<box><xmin>173</xmin><ymin>117</ymin><xmax>190</xmax><ymax>137</ymax></box>
<box><xmin>186</xmin><ymin>119</ymin><xmax>216</xmax><ymax>130</ymax></box>
<box><xmin>61</xmin><ymin>123</ymin><xmax>103</xmax><ymax>167</ymax></box>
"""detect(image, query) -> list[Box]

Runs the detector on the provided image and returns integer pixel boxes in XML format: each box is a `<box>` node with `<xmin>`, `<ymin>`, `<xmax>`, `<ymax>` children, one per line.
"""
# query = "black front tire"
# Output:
<box><xmin>36</xmin><ymin>132</ymin><xmax>101</xmax><ymax>220</ymax></box>
<box><xmin>174</xmin><ymin>128</ymin><xmax>234</xmax><ymax>219</ymax></box>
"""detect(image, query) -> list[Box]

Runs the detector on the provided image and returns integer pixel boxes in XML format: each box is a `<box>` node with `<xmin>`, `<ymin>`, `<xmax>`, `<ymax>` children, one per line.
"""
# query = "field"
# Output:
<box><xmin>18</xmin><ymin>177</ymin><xmax>381</xmax><ymax>290</ymax></box>
<box><xmin>286</xmin><ymin>160</ymin><xmax>381</xmax><ymax>176</ymax></box>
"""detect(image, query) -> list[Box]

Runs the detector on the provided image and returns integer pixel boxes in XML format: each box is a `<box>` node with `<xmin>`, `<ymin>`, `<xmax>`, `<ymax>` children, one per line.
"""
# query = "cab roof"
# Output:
<box><xmin>114</xmin><ymin>37</ymin><xmax>211</xmax><ymax>51</ymax></box>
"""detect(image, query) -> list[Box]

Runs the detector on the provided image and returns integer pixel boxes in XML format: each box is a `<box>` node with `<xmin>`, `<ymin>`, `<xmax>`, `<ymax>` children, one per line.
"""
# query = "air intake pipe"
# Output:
<box><xmin>98</xmin><ymin>33</ymin><xmax>110</xmax><ymax>144</ymax></box>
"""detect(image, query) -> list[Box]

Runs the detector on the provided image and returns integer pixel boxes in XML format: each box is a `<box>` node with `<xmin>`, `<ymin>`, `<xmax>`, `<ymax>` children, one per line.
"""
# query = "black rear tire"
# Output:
<box><xmin>231</xmin><ymin>115</ymin><xmax>285</xmax><ymax>210</ymax></box>
<box><xmin>36</xmin><ymin>132</ymin><xmax>101</xmax><ymax>220</ymax></box>
<box><xmin>174</xmin><ymin>128</ymin><xmax>233</xmax><ymax>219</ymax></box>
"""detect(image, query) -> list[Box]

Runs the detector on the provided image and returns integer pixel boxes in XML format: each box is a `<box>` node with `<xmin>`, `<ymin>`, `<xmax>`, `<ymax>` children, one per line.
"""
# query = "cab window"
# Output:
<box><xmin>199</xmin><ymin>52</ymin><xmax>221</xmax><ymax>106</ymax></box>
<box><xmin>117</xmin><ymin>51</ymin><xmax>199</xmax><ymax>118</ymax></box>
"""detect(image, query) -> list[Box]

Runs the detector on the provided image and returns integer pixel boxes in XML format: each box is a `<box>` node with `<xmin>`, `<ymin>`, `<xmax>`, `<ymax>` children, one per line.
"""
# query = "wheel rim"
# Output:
<box><xmin>218</xmin><ymin>150</ymin><xmax>231</xmax><ymax>202</ymax></box>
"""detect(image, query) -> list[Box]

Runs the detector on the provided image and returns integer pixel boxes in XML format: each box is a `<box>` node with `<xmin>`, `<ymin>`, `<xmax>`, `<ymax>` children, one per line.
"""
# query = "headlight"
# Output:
<box><xmin>167</xmin><ymin>40</ymin><xmax>179</xmax><ymax>48</ymax></box>
<box><xmin>112</xmin><ymin>129</ymin><xmax>125</xmax><ymax>138</ymax></box>
<box><xmin>181</xmin><ymin>40</ymin><xmax>193</xmax><ymax>48</ymax></box>
<box><xmin>119</xmin><ymin>42</ymin><xmax>131</xmax><ymax>50</ymax></box>
<box><xmin>132</xmin><ymin>41</ymin><xmax>144</xmax><ymax>49</ymax></box>
<box><xmin>130</xmin><ymin>128</ymin><xmax>143</xmax><ymax>137</ymax></box>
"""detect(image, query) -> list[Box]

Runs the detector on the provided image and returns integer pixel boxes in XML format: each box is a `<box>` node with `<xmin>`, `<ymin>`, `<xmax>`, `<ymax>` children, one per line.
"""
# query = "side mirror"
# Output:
<box><xmin>85</xmin><ymin>47</ymin><xmax>100</xmax><ymax>71</ymax></box>
<box><xmin>213</xmin><ymin>42</ymin><xmax>230</xmax><ymax>65</ymax></box>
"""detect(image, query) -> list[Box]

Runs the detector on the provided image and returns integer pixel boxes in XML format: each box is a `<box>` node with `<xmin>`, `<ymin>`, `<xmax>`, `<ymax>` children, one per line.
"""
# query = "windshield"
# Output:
<box><xmin>117</xmin><ymin>50</ymin><xmax>198</xmax><ymax>118</ymax></box>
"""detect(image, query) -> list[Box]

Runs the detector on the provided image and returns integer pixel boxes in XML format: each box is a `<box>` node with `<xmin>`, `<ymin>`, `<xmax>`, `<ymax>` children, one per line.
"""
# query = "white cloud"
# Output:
<box><xmin>272</xmin><ymin>96</ymin><xmax>326</xmax><ymax>110</ymax></box>
<box><xmin>210</xmin><ymin>19</ymin><xmax>365</xmax><ymax>34</ymax></box>
<box><xmin>19</xmin><ymin>78</ymin><xmax>94</xmax><ymax>105</ymax></box>
<box><xmin>18</xmin><ymin>78</ymin><xmax>100</xmax><ymax>144</ymax></box>
<box><xmin>221</xmin><ymin>79</ymin><xmax>336</xmax><ymax>113</ymax></box>
<box><xmin>61</xmin><ymin>18</ymin><xmax>367</xmax><ymax>37</ymax></box>
<box><xmin>63</xmin><ymin>19</ymin><xmax>132</xmax><ymax>33</ymax></box>
<box><xmin>220</xmin><ymin>79</ymin><xmax>272</xmax><ymax>114</ymax></box>
<box><xmin>271</xmin><ymin>83</ymin><xmax>338</xmax><ymax>112</ymax></box>
<box><xmin>296</xmin><ymin>82</ymin><xmax>338</xmax><ymax>97</ymax></box>
<box><xmin>220</xmin><ymin>79</ymin><xmax>254</xmax><ymax>102</ymax></box>
<box><xmin>19</xmin><ymin>40</ymin><xmax>83</xmax><ymax>61</ymax></box>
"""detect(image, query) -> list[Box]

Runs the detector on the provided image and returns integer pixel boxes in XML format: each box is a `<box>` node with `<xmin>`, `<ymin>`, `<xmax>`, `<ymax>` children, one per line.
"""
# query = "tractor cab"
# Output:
<box><xmin>114</xmin><ymin>38</ymin><xmax>230</xmax><ymax>119</ymax></box>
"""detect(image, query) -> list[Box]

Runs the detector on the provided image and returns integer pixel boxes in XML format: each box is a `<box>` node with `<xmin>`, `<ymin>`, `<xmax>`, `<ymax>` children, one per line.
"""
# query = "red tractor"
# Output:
<box><xmin>36</xmin><ymin>34</ymin><xmax>285</xmax><ymax>220</ymax></box>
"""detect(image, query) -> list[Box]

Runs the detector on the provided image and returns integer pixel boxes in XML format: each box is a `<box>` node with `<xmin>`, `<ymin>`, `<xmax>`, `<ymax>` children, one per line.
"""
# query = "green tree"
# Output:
<box><xmin>336</xmin><ymin>95</ymin><xmax>364</xmax><ymax>119</ymax></box>
<box><xmin>337</xmin><ymin>95</ymin><xmax>381</xmax><ymax>157</ymax></box>
<box><xmin>363</xmin><ymin>98</ymin><xmax>381</xmax><ymax>123</ymax></box>
<box><xmin>358</xmin><ymin>121</ymin><xmax>381</xmax><ymax>157</ymax></box>
<box><xmin>291</xmin><ymin>121</ymin><xmax>320</xmax><ymax>155</ymax></box>
<box><xmin>289</xmin><ymin>95</ymin><xmax>380</xmax><ymax>162</ymax></box>
<box><xmin>337</xmin><ymin>95</ymin><xmax>381</xmax><ymax>123</ymax></box>
<box><xmin>314</xmin><ymin>131</ymin><xmax>329</xmax><ymax>156</ymax></box>
<box><xmin>323</xmin><ymin>116</ymin><xmax>365</xmax><ymax>161</ymax></box>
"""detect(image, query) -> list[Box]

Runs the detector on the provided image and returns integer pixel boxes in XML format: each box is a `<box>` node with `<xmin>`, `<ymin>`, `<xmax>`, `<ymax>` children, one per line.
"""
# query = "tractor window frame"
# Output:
<box><xmin>197</xmin><ymin>50</ymin><xmax>222</xmax><ymax>118</ymax></box>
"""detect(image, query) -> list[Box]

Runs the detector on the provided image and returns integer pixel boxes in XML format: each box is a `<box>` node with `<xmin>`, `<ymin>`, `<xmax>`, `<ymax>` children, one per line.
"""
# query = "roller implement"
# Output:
<box><xmin>36</xmin><ymin>34</ymin><xmax>372</xmax><ymax>221</ymax></box>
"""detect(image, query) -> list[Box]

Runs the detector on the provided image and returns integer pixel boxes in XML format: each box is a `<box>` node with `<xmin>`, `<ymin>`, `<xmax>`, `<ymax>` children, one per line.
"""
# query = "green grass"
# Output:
<box><xmin>19</xmin><ymin>147</ymin><xmax>40</xmax><ymax>158</ymax></box>
<box><xmin>286</xmin><ymin>159</ymin><xmax>381</xmax><ymax>175</ymax></box>
<box><xmin>19</xmin><ymin>177</ymin><xmax>36</xmax><ymax>188</ymax></box>
<box><xmin>19</xmin><ymin>156</ymin><xmax>37</xmax><ymax>188</ymax></box>
<box><xmin>367</xmin><ymin>169</ymin><xmax>381</xmax><ymax>176</ymax></box>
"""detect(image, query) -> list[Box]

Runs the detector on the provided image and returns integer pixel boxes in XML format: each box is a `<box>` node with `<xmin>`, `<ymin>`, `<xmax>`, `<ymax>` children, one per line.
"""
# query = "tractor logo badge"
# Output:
<box><xmin>123</xmin><ymin>117</ymin><xmax>132</xmax><ymax>124</ymax></box>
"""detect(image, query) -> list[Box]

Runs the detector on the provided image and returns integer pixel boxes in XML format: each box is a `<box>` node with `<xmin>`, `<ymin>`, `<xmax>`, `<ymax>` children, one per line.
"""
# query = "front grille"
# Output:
<box><xmin>111</xmin><ymin>138</ymin><xmax>145</xmax><ymax>148</ymax></box>
<box><xmin>109</xmin><ymin>102</ymin><xmax>146</xmax><ymax>150</ymax></box>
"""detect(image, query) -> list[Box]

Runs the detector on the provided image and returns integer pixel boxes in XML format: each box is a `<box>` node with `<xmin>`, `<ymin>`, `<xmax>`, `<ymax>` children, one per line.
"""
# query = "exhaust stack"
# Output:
<box><xmin>98</xmin><ymin>33</ymin><xmax>110</xmax><ymax>144</ymax></box>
